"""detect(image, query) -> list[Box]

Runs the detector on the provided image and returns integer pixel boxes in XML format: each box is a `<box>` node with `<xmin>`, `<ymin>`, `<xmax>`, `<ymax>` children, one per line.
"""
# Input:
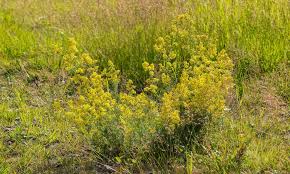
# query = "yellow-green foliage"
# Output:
<box><xmin>193</xmin><ymin>114</ymin><xmax>290</xmax><ymax>173</ymax></box>
<box><xmin>0</xmin><ymin>90</ymin><xmax>91</xmax><ymax>173</ymax></box>
<box><xmin>60</xmin><ymin>14</ymin><xmax>234</xmax><ymax>158</ymax></box>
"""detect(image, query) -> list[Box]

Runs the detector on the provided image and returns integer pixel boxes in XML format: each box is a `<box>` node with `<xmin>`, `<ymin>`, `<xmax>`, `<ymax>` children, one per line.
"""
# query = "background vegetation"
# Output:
<box><xmin>0</xmin><ymin>0</ymin><xmax>289</xmax><ymax>173</ymax></box>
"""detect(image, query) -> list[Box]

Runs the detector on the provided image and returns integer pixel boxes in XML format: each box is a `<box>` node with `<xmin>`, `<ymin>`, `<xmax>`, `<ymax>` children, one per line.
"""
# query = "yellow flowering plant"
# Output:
<box><xmin>59</xmin><ymin>13</ymin><xmax>234</xmax><ymax>162</ymax></box>
<box><xmin>143</xmin><ymin>14</ymin><xmax>234</xmax><ymax>131</ymax></box>
<box><xmin>62</xmin><ymin>38</ymin><xmax>163</xmax><ymax>157</ymax></box>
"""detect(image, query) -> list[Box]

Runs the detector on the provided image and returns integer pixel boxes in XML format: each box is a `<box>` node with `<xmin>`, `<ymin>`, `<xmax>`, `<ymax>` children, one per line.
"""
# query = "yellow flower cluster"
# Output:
<box><xmin>60</xmin><ymin>13</ymin><xmax>234</xmax><ymax>155</ymax></box>
<box><xmin>125</xmin><ymin>79</ymin><xmax>136</xmax><ymax>95</ymax></box>
<box><xmin>160</xmin><ymin>92</ymin><xmax>181</xmax><ymax>131</ymax></box>
<box><xmin>143</xmin><ymin>13</ymin><xmax>234</xmax><ymax>130</ymax></box>
<box><xmin>63</xmin><ymin>38</ymin><xmax>79</xmax><ymax>71</ymax></box>
<box><xmin>142</xmin><ymin>61</ymin><xmax>159</xmax><ymax>94</ymax></box>
<box><xmin>62</xmin><ymin>40</ymin><xmax>162</xmax><ymax>154</ymax></box>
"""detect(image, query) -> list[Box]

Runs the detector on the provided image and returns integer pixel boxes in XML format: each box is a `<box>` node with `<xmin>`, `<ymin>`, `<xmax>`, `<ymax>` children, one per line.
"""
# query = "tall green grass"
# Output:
<box><xmin>1</xmin><ymin>0</ymin><xmax>288</xmax><ymax>94</ymax></box>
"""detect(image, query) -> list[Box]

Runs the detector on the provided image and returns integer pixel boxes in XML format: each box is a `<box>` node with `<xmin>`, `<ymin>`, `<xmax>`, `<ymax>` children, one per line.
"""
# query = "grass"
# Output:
<box><xmin>0</xmin><ymin>0</ymin><xmax>289</xmax><ymax>173</ymax></box>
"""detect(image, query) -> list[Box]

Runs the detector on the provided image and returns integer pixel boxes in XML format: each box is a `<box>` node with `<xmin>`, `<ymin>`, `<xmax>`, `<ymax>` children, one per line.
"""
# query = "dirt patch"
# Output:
<box><xmin>239</xmin><ymin>77</ymin><xmax>289</xmax><ymax>119</ymax></box>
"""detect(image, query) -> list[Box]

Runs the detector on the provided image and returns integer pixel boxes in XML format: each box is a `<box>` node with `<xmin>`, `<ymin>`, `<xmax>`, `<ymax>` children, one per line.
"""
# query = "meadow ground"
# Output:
<box><xmin>0</xmin><ymin>0</ymin><xmax>289</xmax><ymax>173</ymax></box>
